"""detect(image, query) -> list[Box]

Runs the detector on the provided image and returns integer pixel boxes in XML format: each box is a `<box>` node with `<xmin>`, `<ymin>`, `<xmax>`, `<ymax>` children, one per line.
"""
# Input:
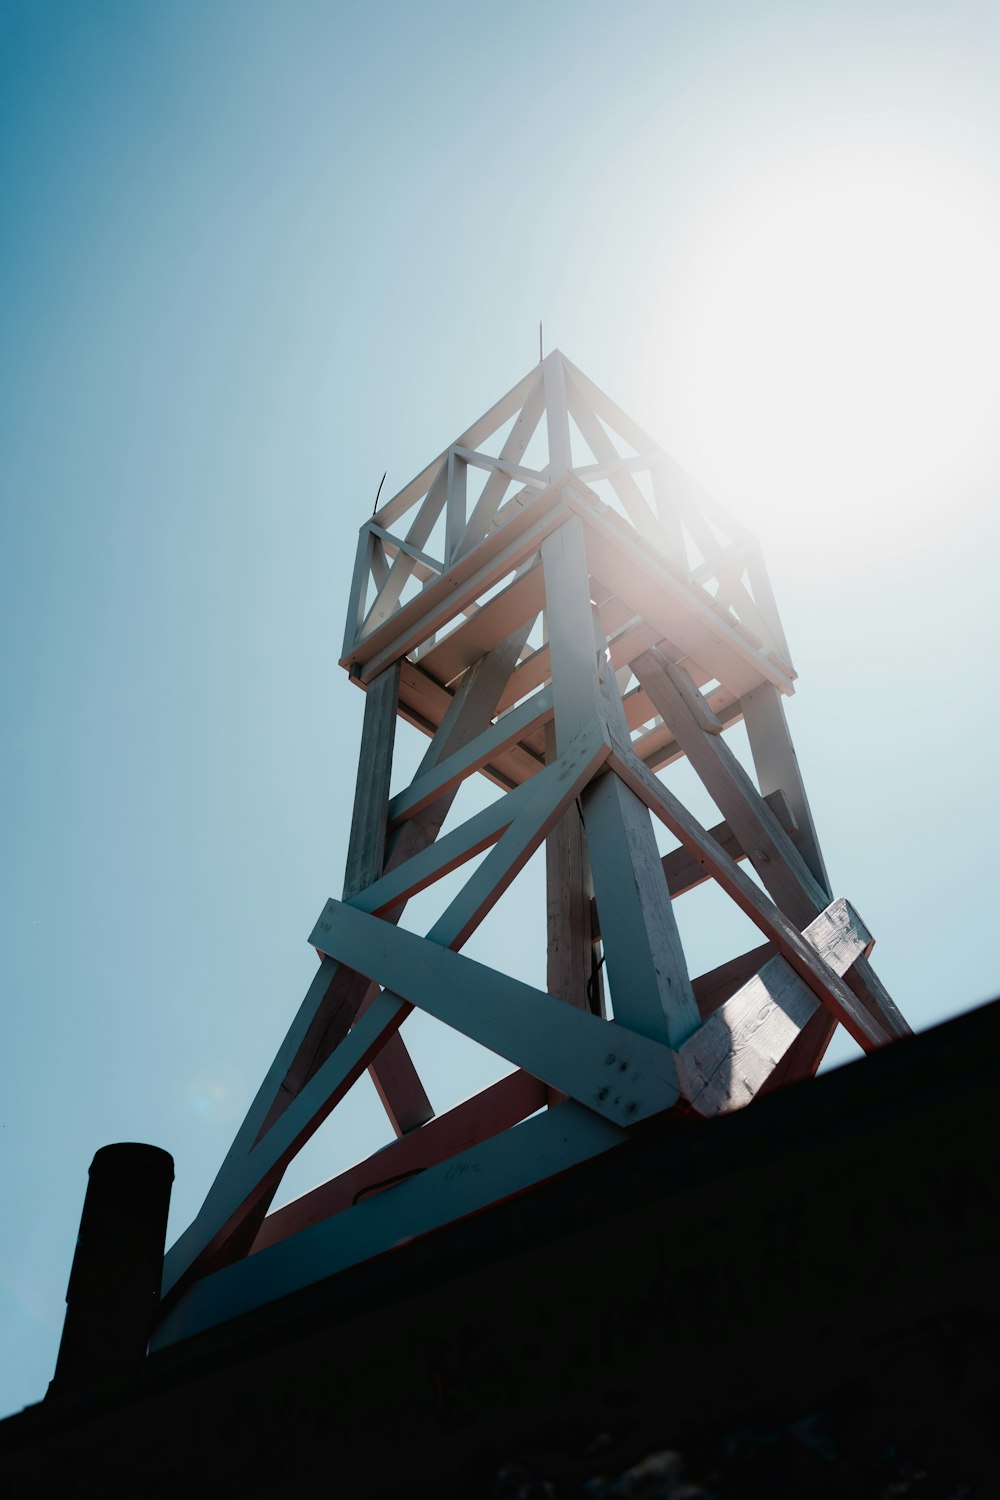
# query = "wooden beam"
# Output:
<box><xmin>692</xmin><ymin>942</ymin><xmax>776</xmax><ymax>1020</ymax></box>
<box><xmin>633</xmin><ymin>650</ymin><xmax>911</xmax><ymax>1049</ymax></box>
<box><xmin>310</xmin><ymin>899</ymin><xmax>680</xmax><ymax>1127</ymax></box>
<box><xmin>679</xmin><ymin>899</ymin><xmax>874</xmax><ymax>1115</ymax></box>
<box><xmin>740</xmin><ymin>679</ymin><xmax>831</xmax><ymax>897</ymax></box>
<box><xmin>454</xmin><ymin>375</ymin><xmax>547</xmax><ymax>559</ymax></box>
<box><xmin>544</xmin><ymin>724</ymin><xmax>596</xmax><ymax>1019</ymax></box>
<box><xmin>444</xmin><ymin>449</ymin><xmax>467</xmax><ymax>564</ymax></box>
<box><xmin>350</xmin><ymin>490</ymin><xmax>569</xmax><ymax>683</ymax></box>
<box><xmin>588</xmin><ymin>789</ymin><xmax>798</xmax><ymax>938</ymax></box>
<box><xmin>573</xmin><ymin>494</ymin><xmax>794</xmax><ymax>697</ymax></box>
<box><xmin>386</xmin><ymin>684</ymin><xmax>553</xmax><ymax>826</ymax></box>
<box><xmin>342</xmin><ymin>662</ymin><xmax>399</xmax><ymax>901</ymax></box>
<box><xmin>416</xmin><ymin>560</ymin><xmax>546</xmax><ymax>687</ymax></box>
<box><xmin>633</xmin><ymin>650</ymin><xmax>827</xmax><ymax>929</ymax></box>
<box><xmin>606</xmin><ymin>734</ymin><xmax>894</xmax><ymax>1050</ymax></box>
<box><xmin>250</xmin><ymin>1071</ymin><xmax>547</xmax><ymax>1254</ymax></box>
<box><xmin>374</xmin><ymin>364</ymin><xmax>542</xmax><ymax>531</ymax></box>
<box><xmin>152</xmin><ymin>1103</ymin><xmax>626</xmax><ymax>1352</ymax></box>
<box><xmin>361</xmin><ymin>461</ymin><xmax>448</xmax><ymax>639</ymax></box>
<box><xmin>341</xmin><ymin>660</ymin><xmax>434</xmax><ymax>1137</ymax></box>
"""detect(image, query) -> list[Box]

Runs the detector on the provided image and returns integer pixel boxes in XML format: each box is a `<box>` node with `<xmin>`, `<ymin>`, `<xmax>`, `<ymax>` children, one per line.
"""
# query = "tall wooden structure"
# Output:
<box><xmin>150</xmin><ymin>352</ymin><xmax>910</xmax><ymax>1351</ymax></box>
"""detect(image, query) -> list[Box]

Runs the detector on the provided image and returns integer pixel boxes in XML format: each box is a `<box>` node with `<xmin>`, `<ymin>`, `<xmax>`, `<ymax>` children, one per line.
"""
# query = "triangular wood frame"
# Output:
<box><xmin>152</xmin><ymin>353</ymin><xmax>911</xmax><ymax>1352</ymax></box>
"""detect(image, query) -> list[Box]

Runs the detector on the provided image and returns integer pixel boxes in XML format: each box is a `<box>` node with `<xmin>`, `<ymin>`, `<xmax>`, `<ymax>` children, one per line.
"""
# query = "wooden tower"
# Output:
<box><xmin>150</xmin><ymin>352</ymin><xmax>910</xmax><ymax>1351</ymax></box>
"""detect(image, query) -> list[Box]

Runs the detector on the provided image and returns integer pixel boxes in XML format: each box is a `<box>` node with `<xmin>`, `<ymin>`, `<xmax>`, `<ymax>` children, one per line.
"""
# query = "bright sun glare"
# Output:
<box><xmin>646</xmin><ymin>144</ymin><xmax>1000</xmax><ymax>566</ymax></box>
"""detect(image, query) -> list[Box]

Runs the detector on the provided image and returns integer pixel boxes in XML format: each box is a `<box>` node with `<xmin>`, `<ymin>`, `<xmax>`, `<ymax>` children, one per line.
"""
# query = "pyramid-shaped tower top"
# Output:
<box><xmin>342</xmin><ymin>352</ymin><xmax>795</xmax><ymax>741</ymax></box>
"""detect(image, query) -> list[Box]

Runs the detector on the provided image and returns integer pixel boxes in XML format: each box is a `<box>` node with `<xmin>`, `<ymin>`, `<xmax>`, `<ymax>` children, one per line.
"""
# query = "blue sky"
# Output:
<box><xmin>2</xmin><ymin>0</ymin><xmax>999</xmax><ymax>1417</ymax></box>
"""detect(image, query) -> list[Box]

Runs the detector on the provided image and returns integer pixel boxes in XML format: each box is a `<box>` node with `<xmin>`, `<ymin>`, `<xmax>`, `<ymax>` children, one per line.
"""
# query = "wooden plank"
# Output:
<box><xmin>251</xmin><ymin>1071</ymin><xmax>547</xmax><ymax>1253</ymax></box>
<box><xmin>600</xmin><ymin>577</ymin><xmax>705</xmax><ymax>1054</ymax></box>
<box><xmin>583</xmin><ymin>769</ymin><xmax>700</xmax><ymax>1048</ymax></box>
<box><xmin>561</xmin><ymin>354</ymin><xmax>661</xmax><ymax>458</ymax></box>
<box><xmin>152</xmin><ymin>1103</ymin><xmax>626</xmax><ymax>1352</ymax></box>
<box><xmin>361</xmin><ymin>461</ymin><xmax>448</xmax><ymax>638</ymax></box>
<box><xmin>634</xmin><ymin>687</ymin><xmax>744</xmax><ymax>773</ymax></box>
<box><xmin>342</xmin><ymin>661</ymin><xmax>400</xmax><ymax>900</ymax></box>
<box><xmin>633</xmin><ymin>650</ymin><xmax>828</xmax><ymax>930</ymax></box>
<box><xmin>634</xmin><ymin>651</ymin><xmax>912</xmax><ymax>1050</ymax></box>
<box><xmin>374</xmin><ymin>364</ymin><xmax>542</xmax><ymax>530</ymax></box>
<box><xmin>452</xmin><ymin>445</ymin><xmax>546</xmax><ymax>489</ymax></box>
<box><xmin>445</xmin><ymin>449</ymin><xmax>467</xmax><ymax>564</ymax></box>
<box><xmin>692</xmin><ymin>942</ymin><xmax>776</xmax><ymax>1019</ymax></box>
<box><xmin>418</xmin><ymin>718</ymin><xmax>609</xmax><ymax>952</ymax></box>
<box><xmin>368</xmin><ymin>522</ymin><xmax>442</xmax><ymax>577</ymax></box>
<box><xmin>540</xmin><ymin>518</ymin><xmax>699</xmax><ymax>1049</ymax></box>
<box><xmin>679</xmin><ymin>899</ymin><xmax>874</xmax><ymax>1115</ymax></box>
<box><xmin>341</xmin><ymin>524</ymin><xmax>377</xmax><ymax>660</ymax></box>
<box><xmin>541</xmin><ymin>517</ymin><xmax>602</xmax><ymax>747</ymax></box>
<box><xmin>588</xmin><ymin>789</ymin><xmax>798</xmax><ymax>938</ymax></box>
<box><xmin>417</xmin><ymin>560</ymin><xmax>546</xmax><ymax>686</ymax></box>
<box><xmin>354</xmin><ymin>776</ymin><xmax>537</xmax><ymax>917</ymax></box>
<box><xmin>573</xmin><ymin>495</ymin><xmax>793</xmax><ymax>697</ymax></box>
<box><xmin>310</xmin><ymin>899</ymin><xmax>680</xmax><ymax>1126</ymax></box>
<box><xmin>386</xmin><ymin>684</ymin><xmax>553</xmax><ymax>826</ymax></box>
<box><xmin>350</xmin><ymin>490</ymin><xmax>569</xmax><ymax>683</ymax></box>
<box><xmin>339</xmin><ymin>660</ymin><xmax>434</xmax><ymax>1137</ymax></box>
<box><xmin>544</xmin><ymin>724</ymin><xmax>595</xmax><ymax>1017</ymax></box>
<box><xmin>739</xmin><ymin>679</ymin><xmax>831</xmax><ymax>897</ymax></box>
<box><xmin>161</xmin><ymin>986</ymin><xmax>414</xmax><ymax>1297</ymax></box>
<box><xmin>455</xmin><ymin>375</ymin><xmax>546</xmax><ymax>559</ymax></box>
<box><xmin>606</xmin><ymin>735</ymin><xmax>895</xmax><ymax>1050</ymax></box>
<box><xmin>565</xmin><ymin>375</ymin><xmax>671</xmax><ymax>555</ymax></box>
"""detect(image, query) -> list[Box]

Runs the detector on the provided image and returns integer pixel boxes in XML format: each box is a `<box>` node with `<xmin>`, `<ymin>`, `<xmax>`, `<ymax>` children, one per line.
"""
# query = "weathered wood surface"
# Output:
<box><xmin>633</xmin><ymin>649</ymin><xmax>911</xmax><ymax>1050</ymax></box>
<box><xmin>544</xmin><ymin>723</ymin><xmax>596</xmax><ymax>1018</ymax></box>
<box><xmin>310</xmin><ymin>898</ymin><xmax>680</xmax><ymax>1127</ymax></box>
<box><xmin>633</xmin><ymin>649</ymin><xmax>827</xmax><ymax>928</ymax></box>
<box><xmin>680</xmin><ymin>898</ymin><xmax>873</xmax><ymax>1115</ymax></box>
<box><xmin>386</xmin><ymin>684</ymin><xmax>553</xmax><ymax>825</ymax></box>
<box><xmin>588</xmin><ymin>788</ymin><xmax>797</xmax><ymax>938</ymax></box>
<box><xmin>416</xmin><ymin>561</ymin><xmax>545</xmax><ymax>685</ymax></box>
<box><xmin>607</xmin><ymin>735</ymin><xmax>893</xmax><ymax>1050</ymax></box>
<box><xmin>544</xmin><ymin>517</ymin><xmax>699</xmax><ymax>1048</ymax></box>
<box><xmin>692</xmin><ymin>942</ymin><xmax>776</xmax><ymax>1019</ymax></box>
<box><xmin>349</xmin><ymin>485</ymin><xmax>568</xmax><ymax>682</ymax></box>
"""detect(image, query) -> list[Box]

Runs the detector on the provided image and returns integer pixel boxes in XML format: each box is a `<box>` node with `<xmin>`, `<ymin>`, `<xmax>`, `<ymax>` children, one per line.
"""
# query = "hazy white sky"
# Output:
<box><xmin>2</xmin><ymin>0</ymin><xmax>999</xmax><ymax>1417</ymax></box>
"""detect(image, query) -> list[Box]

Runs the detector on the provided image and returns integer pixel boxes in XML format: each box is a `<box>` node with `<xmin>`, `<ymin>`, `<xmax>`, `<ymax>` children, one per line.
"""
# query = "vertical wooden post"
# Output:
<box><xmin>343</xmin><ymin>660</ymin><xmax>433</xmax><ymax>1134</ymax></box>
<box><xmin>543</xmin><ymin>517</ymin><xmax>699</xmax><ymax>1049</ymax></box>
<box><xmin>544</xmin><ymin>724</ymin><xmax>594</xmax><ymax>1015</ymax></box>
<box><xmin>343</xmin><ymin>660</ymin><xmax>402</xmax><ymax>899</ymax></box>
<box><xmin>740</xmin><ymin>681</ymin><xmax>831</xmax><ymax>897</ymax></box>
<box><xmin>445</xmin><ymin>449</ymin><xmax>467</xmax><ymax>564</ymax></box>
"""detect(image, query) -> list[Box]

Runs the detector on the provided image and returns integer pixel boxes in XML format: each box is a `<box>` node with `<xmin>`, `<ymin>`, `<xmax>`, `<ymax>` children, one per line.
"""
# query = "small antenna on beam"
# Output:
<box><xmin>372</xmin><ymin>471</ymin><xmax>386</xmax><ymax>516</ymax></box>
<box><xmin>539</xmin><ymin>322</ymin><xmax>544</xmax><ymax>363</ymax></box>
